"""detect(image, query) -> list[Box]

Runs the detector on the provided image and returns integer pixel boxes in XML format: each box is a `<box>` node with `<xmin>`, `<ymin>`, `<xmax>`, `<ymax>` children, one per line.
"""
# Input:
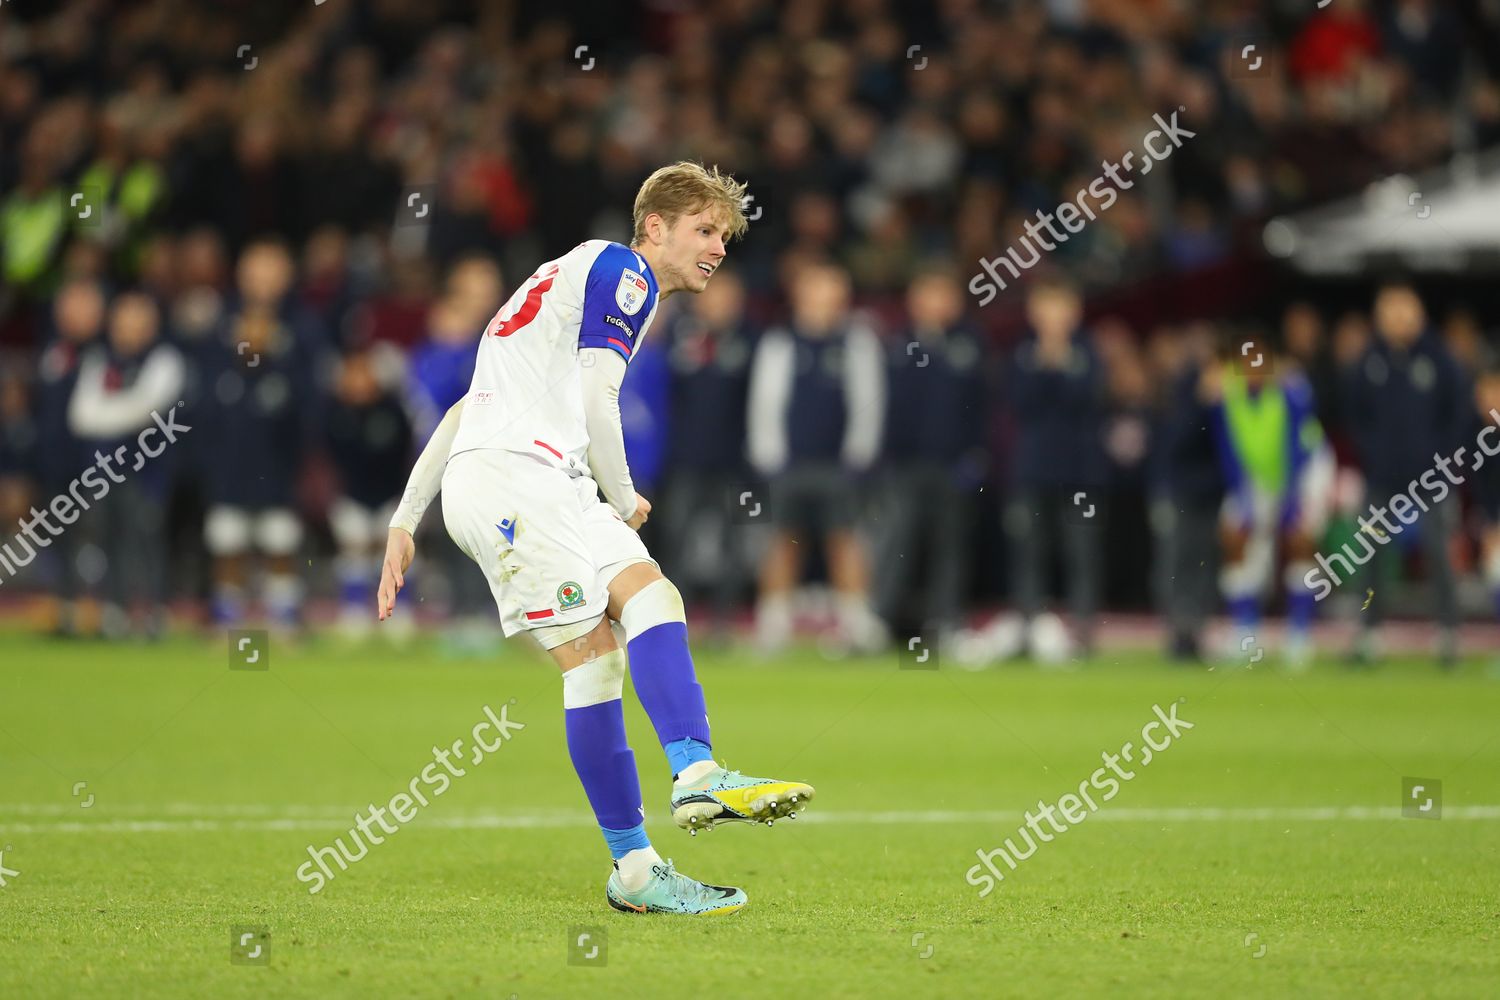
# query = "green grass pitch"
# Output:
<box><xmin>1</xmin><ymin>632</ymin><xmax>1497</xmax><ymax>998</ymax></box>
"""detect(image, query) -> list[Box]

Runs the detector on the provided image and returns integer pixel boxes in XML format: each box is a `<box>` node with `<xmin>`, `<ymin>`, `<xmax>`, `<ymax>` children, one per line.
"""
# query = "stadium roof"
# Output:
<box><xmin>1263</xmin><ymin>146</ymin><xmax>1500</xmax><ymax>275</ymax></box>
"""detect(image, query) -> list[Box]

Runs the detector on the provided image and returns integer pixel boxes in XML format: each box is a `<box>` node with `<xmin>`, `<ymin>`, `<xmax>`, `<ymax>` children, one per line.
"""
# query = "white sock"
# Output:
<box><xmin>756</xmin><ymin>593</ymin><xmax>793</xmax><ymax>644</ymax></box>
<box><xmin>674</xmin><ymin>759</ymin><xmax>718</xmax><ymax>787</ymax></box>
<box><xmin>616</xmin><ymin>846</ymin><xmax>664</xmax><ymax>892</ymax></box>
<box><xmin>837</xmin><ymin>594</ymin><xmax>879</xmax><ymax>634</ymax></box>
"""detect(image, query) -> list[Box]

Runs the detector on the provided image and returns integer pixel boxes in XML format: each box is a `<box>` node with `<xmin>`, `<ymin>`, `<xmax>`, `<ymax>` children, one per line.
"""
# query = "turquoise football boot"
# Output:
<box><xmin>669</xmin><ymin>765</ymin><xmax>815</xmax><ymax>834</ymax></box>
<box><xmin>605</xmin><ymin>859</ymin><xmax>747</xmax><ymax>915</ymax></box>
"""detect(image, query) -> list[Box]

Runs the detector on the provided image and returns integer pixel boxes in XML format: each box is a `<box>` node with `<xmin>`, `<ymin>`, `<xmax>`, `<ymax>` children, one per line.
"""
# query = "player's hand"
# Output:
<box><xmin>378</xmin><ymin>527</ymin><xmax>416</xmax><ymax>621</ymax></box>
<box><xmin>627</xmin><ymin>493</ymin><xmax>652</xmax><ymax>531</ymax></box>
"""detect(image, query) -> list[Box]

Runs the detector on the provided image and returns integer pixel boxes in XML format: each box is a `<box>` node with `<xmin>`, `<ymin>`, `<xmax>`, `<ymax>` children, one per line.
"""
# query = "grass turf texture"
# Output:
<box><xmin>1</xmin><ymin>632</ymin><xmax>1497</xmax><ymax>998</ymax></box>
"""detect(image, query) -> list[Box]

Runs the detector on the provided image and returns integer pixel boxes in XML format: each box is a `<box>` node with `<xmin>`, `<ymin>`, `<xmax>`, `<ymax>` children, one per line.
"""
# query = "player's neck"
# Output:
<box><xmin>630</xmin><ymin>241</ymin><xmax>677</xmax><ymax>299</ymax></box>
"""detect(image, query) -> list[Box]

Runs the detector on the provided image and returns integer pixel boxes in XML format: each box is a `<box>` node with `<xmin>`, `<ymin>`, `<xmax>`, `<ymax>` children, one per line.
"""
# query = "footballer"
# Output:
<box><xmin>376</xmin><ymin>162</ymin><xmax>813</xmax><ymax>916</ymax></box>
<box><xmin>1210</xmin><ymin>329</ymin><xmax>1334</xmax><ymax>669</ymax></box>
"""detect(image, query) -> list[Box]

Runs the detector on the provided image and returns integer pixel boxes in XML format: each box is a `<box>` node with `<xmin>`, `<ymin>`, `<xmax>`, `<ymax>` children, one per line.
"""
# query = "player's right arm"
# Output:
<box><xmin>379</xmin><ymin>396</ymin><xmax>464</xmax><ymax>620</ymax></box>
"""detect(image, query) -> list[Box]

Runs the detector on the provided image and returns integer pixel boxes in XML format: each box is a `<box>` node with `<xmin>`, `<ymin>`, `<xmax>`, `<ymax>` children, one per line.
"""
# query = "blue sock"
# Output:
<box><xmin>627</xmin><ymin>620</ymin><xmax>713</xmax><ymax>771</ymax></box>
<box><xmin>564</xmin><ymin>699</ymin><xmax>647</xmax><ymax>855</ymax></box>
<box><xmin>664</xmin><ymin>738</ymin><xmax>714</xmax><ymax>777</ymax></box>
<box><xmin>1228</xmin><ymin>595</ymin><xmax>1259</xmax><ymax>632</ymax></box>
<box><xmin>1492</xmin><ymin>587</ymin><xmax>1500</xmax><ymax>622</ymax></box>
<box><xmin>338</xmin><ymin>570</ymin><xmax>368</xmax><ymax>610</ymax></box>
<box><xmin>602</xmin><ymin>823</ymin><xmax>652</xmax><ymax>860</ymax></box>
<box><xmin>210</xmin><ymin>586</ymin><xmax>242</xmax><ymax>625</ymax></box>
<box><xmin>1287</xmin><ymin>587</ymin><xmax>1315</xmax><ymax>634</ymax></box>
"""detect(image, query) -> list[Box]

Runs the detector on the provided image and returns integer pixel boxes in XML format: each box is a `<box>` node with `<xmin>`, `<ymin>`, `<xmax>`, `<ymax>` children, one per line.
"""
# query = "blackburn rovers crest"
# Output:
<box><xmin>558</xmin><ymin>581</ymin><xmax>586</xmax><ymax>610</ymax></box>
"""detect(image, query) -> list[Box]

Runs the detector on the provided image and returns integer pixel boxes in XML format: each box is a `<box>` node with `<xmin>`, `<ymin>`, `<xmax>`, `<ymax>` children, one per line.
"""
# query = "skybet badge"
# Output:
<box><xmin>616</xmin><ymin>269</ymin><xmax>648</xmax><ymax>316</ymax></box>
<box><xmin>558</xmin><ymin>581</ymin><xmax>586</xmax><ymax>611</ymax></box>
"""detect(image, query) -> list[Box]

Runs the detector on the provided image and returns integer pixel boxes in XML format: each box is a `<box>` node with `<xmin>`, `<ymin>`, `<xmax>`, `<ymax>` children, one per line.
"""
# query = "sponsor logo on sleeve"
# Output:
<box><xmin>616</xmin><ymin>269</ymin><xmax>649</xmax><ymax>316</ymax></box>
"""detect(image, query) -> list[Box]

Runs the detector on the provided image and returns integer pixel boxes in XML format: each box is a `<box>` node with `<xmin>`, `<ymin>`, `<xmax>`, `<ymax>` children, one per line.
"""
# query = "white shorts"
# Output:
<box><xmin>204</xmin><ymin>505</ymin><xmax>303</xmax><ymax>557</ymax></box>
<box><xmin>329</xmin><ymin>498</ymin><xmax>398</xmax><ymax>553</ymax></box>
<box><xmin>441</xmin><ymin>449</ymin><xmax>655</xmax><ymax>638</ymax></box>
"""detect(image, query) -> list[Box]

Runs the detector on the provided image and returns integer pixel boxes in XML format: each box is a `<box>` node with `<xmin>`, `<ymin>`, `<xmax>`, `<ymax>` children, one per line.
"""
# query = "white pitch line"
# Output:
<box><xmin>0</xmin><ymin>804</ymin><xmax>1497</xmax><ymax>835</ymax></box>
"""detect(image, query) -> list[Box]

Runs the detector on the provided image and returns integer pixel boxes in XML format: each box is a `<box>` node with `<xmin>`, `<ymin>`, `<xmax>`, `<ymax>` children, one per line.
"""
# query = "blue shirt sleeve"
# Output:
<box><xmin>1283</xmin><ymin>375</ymin><xmax>1318</xmax><ymax>486</ymax></box>
<box><xmin>579</xmin><ymin>244</ymin><xmax>658</xmax><ymax>363</ymax></box>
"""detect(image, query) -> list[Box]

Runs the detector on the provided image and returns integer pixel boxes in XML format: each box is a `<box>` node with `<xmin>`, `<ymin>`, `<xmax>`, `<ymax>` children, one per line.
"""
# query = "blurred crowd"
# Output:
<box><xmin>5</xmin><ymin>0</ymin><xmax>1498</xmax><ymax>314</ymax></box>
<box><xmin>2</xmin><ymin>0</ymin><xmax>1500</xmax><ymax>657</ymax></box>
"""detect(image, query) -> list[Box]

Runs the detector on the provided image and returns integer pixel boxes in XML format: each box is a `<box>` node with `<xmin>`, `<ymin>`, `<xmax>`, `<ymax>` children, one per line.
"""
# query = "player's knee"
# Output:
<box><xmin>204</xmin><ymin>506</ymin><xmax>251</xmax><ymax>556</ymax></box>
<box><xmin>620</xmin><ymin>576</ymin><xmax>686</xmax><ymax>638</ymax></box>
<box><xmin>560</xmin><ymin>640</ymin><xmax>627</xmax><ymax>708</ymax></box>
<box><xmin>536</xmin><ymin>612</ymin><xmax>614</xmax><ymax>664</ymax></box>
<box><xmin>328</xmin><ymin>499</ymin><xmax>375</xmax><ymax>554</ymax></box>
<box><xmin>256</xmin><ymin>509</ymin><xmax>304</xmax><ymax>557</ymax></box>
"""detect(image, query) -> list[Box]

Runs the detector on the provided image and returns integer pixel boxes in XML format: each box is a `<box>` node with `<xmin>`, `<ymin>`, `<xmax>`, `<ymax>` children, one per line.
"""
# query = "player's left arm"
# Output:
<box><xmin>577</xmin><ymin>247</ymin><xmax>655</xmax><ymax>524</ymax></box>
<box><xmin>580</xmin><ymin>349</ymin><xmax>646</xmax><ymax>525</ymax></box>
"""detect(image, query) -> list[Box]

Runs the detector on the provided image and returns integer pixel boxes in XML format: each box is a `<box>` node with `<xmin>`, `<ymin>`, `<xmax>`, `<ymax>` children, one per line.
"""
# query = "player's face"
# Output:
<box><xmin>108</xmin><ymin>295</ymin><xmax>159</xmax><ymax>356</ymax></box>
<box><xmin>908</xmin><ymin>275</ymin><xmax>960</xmax><ymax>331</ymax></box>
<box><xmin>1026</xmin><ymin>288</ymin><xmax>1080</xmax><ymax>338</ymax></box>
<box><xmin>1374</xmin><ymin>287</ymin><xmax>1424</xmax><ymax>347</ymax></box>
<box><xmin>791</xmin><ymin>268</ymin><xmax>851</xmax><ymax>333</ymax></box>
<box><xmin>1234</xmin><ymin>339</ymin><xmax>1270</xmax><ymax>386</ymax></box>
<box><xmin>662</xmin><ymin>209</ymin><xmax>728</xmax><ymax>294</ymax></box>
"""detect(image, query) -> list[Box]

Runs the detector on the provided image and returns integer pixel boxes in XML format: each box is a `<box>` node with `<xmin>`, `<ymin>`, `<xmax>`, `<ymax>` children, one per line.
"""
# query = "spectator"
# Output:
<box><xmin>199</xmin><ymin>240</ymin><xmax>321</xmax><ymax>628</ymax></box>
<box><xmin>1282</xmin><ymin>303</ymin><xmax>1342</xmax><ymax>439</ymax></box>
<box><xmin>747</xmin><ymin>261</ymin><xmax>885</xmax><ymax>653</ymax></box>
<box><xmin>658</xmin><ymin>270</ymin><xmax>756</xmax><ymax>630</ymax></box>
<box><xmin>872</xmin><ymin>267</ymin><xmax>987</xmax><ymax>642</ymax></box>
<box><xmin>406</xmin><ymin>260</ymin><xmax>498</xmax><ymax>645</ymax></box>
<box><xmin>1</xmin><ymin>118</ymin><xmax>72</xmax><ymax>303</ymax></box>
<box><xmin>1341</xmin><ymin>282</ymin><xmax>1470</xmax><ymax>665</ymax></box>
<box><xmin>3</xmin><ymin>0</ymin><xmax>1500</xmax><ymax>644</ymax></box>
<box><xmin>299</xmin><ymin>226</ymin><xmax>361</xmax><ymax>347</ymax></box>
<box><xmin>33</xmin><ymin>278</ymin><xmax>107</xmax><ymax>632</ymax></box>
<box><xmin>67</xmin><ymin>292</ymin><xmax>185</xmax><ymax>637</ymax></box>
<box><xmin>325</xmin><ymin>344</ymin><xmax>413</xmax><ymax>636</ymax></box>
<box><xmin>1003</xmin><ymin>277</ymin><xmax>1107</xmax><ymax>658</ymax></box>
<box><xmin>1149</xmin><ymin>324</ymin><xmax>1224</xmax><ymax>663</ymax></box>
<box><xmin>409</xmin><ymin>256</ymin><xmax>501</xmax><ymax>435</ymax></box>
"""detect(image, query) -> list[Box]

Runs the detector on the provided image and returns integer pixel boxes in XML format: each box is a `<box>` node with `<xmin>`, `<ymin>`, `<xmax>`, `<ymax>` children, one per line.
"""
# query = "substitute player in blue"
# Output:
<box><xmin>376</xmin><ymin>163</ymin><xmax>813</xmax><ymax>916</ymax></box>
<box><xmin>1211</xmin><ymin>329</ymin><xmax>1333</xmax><ymax>670</ymax></box>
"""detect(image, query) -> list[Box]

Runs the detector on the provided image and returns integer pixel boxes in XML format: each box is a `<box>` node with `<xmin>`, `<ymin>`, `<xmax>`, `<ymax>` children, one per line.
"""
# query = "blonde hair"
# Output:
<box><xmin>631</xmin><ymin>161</ymin><xmax>749</xmax><ymax>246</ymax></box>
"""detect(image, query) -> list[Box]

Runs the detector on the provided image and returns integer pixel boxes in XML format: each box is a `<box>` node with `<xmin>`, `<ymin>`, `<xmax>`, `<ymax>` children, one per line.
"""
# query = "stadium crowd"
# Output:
<box><xmin>2</xmin><ymin>0</ymin><xmax>1499</xmax><ymax>660</ymax></box>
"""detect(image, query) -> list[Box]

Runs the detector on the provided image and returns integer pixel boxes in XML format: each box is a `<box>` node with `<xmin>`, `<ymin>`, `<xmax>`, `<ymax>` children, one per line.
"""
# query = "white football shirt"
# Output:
<box><xmin>448</xmin><ymin>239</ymin><xmax>660</xmax><ymax>474</ymax></box>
